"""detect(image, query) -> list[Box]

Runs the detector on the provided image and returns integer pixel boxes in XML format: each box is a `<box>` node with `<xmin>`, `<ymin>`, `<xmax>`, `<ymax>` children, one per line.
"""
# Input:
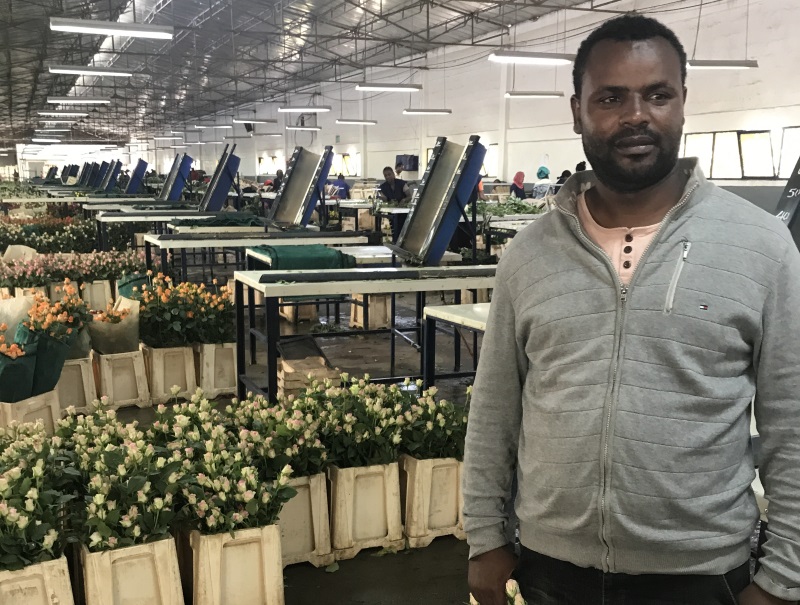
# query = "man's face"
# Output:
<box><xmin>384</xmin><ymin>169</ymin><xmax>395</xmax><ymax>183</ymax></box>
<box><xmin>571</xmin><ymin>37</ymin><xmax>686</xmax><ymax>194</ymax></box>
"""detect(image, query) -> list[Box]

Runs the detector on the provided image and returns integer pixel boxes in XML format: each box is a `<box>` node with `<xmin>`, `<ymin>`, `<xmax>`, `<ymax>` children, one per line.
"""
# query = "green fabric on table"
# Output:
<box><xmin>171</xmin><ymin>214</ymin><xmax>264</xmax><ymax>227</ymax></box>
<box><xmin>14</xmin><ymin>325</ymin><xmax>71</xmax><ymax>397</ymax></box>
<box><xmin>0</xmin><ymin>341</ymin><xmax>37</xmax><ymax>403</ymax></box>
<box><xmin>249</xmin><ymin>244</ymin><xmax>356</xmax><ymax>270</ymax></box>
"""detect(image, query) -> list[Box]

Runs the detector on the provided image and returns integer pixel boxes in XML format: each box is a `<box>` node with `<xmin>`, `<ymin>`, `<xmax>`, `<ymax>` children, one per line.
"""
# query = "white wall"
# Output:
<box><xmin>183</xmin><ymin>0</ymin><xmax>799</xmax><ymax>183</ymax></box>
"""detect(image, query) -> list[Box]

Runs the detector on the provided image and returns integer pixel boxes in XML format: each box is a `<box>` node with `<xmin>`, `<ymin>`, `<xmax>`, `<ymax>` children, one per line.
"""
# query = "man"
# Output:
<box><xmin>464</xmin><ymin>14</ymin><xmax>800</xmax><ymax>605</ymax></box>
<box><xmin>379</xmin><ymin>166</ymin><xmax>412</xmax><ymax>242</ymax></box>
<box><xmin>395</xmin><ymin>162</ymin><xmax>405</xmax><ymax>178</ymax></box>
<box><xmin>332</xmin><ymin>173</ymin><xmax>351</xmax><ymax>199</ymax></box>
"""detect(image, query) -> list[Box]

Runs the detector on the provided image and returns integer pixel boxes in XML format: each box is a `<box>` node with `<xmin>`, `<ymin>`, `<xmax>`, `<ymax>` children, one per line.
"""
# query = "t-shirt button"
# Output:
<box><xmin>625</xmin><ymin>234</ymin><xmax>633</xmax><ymax>242</ymax></box>
<box><xmin>623</xmin><ymin>260</ymin><xmax>632</xmax><ymax>269</ymax></box>
<box><xmin>624</xmin><ymin>246</ymin><xmax>633</xmax><ymax>254</ymax></box>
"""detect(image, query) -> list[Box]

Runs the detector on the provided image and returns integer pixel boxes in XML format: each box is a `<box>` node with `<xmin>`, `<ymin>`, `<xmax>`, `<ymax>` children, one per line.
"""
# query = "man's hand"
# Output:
<box><xmin>739</xmin><ymin>583</ymin><xmax>797</xmax><ymax>605</ymax></box>
<box><xmin>468</xmin><ymin>546</ymin><xmax>517</xmax><ymax>605</ymax></box>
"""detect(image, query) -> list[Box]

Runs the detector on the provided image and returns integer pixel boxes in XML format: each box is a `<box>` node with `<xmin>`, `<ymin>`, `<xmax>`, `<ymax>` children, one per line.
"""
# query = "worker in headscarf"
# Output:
<box><xmin>533</xmin><ymin>166</ymin><xmax>553</xmax><ymax>199</ymax></box>
<box><xmin>510</xmin><ymin>172</ymin><xmax>526</xmax><ymax>199</ymax></box>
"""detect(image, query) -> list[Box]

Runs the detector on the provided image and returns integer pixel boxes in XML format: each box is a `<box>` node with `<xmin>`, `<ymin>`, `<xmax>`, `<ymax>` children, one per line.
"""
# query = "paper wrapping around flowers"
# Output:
<box><xmin>2</xmin><ymin>244</ymin><xmax>37</xmax><ymax>262</ymax></box>
<box><xmin>87</xmin><ymin>296</ymin><xmax>140</xmax><ymax>355</ymax></box>
<box><xmin>0</xmin><ymin>295</ymin><xmax>34</xmax><ymax>340</ymax></box>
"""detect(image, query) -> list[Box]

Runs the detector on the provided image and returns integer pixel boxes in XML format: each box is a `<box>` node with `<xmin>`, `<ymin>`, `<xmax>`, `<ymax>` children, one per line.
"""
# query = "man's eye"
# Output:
<box><xmin>600</xmin><ymin>96</ymin><xmax>619</xmax><ymax>104</ymax></box>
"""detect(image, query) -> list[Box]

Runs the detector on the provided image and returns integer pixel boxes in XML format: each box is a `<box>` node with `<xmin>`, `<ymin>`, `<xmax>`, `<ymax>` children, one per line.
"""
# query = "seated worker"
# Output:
<box><xmin>379</xmin><ymin>166</ymin><xmax>412</xmax><ymax>242</ymax></box>
<box><xmin>395</xmin><ymin>162</ymin><xmax>405</xmax><ymax>178</ymax></box>
<box><xmin>332</xmin><ymin>173</ymin><xmax>351</xmax><ymax>199</ymax></box>
<box><xmin>510</xmin><ymin>171</ymin><xmax>526</xmax><ymax>199</ymax></box>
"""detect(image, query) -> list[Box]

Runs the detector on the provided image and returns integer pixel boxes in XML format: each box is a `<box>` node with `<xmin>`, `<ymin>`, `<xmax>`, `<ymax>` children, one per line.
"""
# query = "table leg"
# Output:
<box><xmin>454</xmin><ymin>289</ymin><xmax>462</xmax><ymax>371</ymax></box>
<box><xmin>235</xmin><ymin>280</ymin><xmax>246</xmax><ymax>399</ymax></box>
<box><xmin>248</xmin><ymin>285</ymin><xmax>257</xmax><ymax>365</ymax></box>
<box><xmin>181</xmin><ymin>250</ymin><xmax>188</xmax><ymax>282</ymax></box>
<box><xmin>390</xmin><ymin>293</ymin><xmax>397</xmax><ymax>377</ymax></box>
<box><xmin>160</xmin><ymin>248</ymin><xmax>169</xmax><ymax>276</ymax></box>
<box><xmin>423</xmin><ymin>316</ymin><xmax>437</xmax><ymax>388</ymax></box>
<box><xmin>145</xmin><ymin>241</ymin><xmax>153</xmax><ymax>272</ymax></box>
<box><xmin>265</xmin><ymin>295</ymin><xmax>280</xmax><ymax>403</ymax></box>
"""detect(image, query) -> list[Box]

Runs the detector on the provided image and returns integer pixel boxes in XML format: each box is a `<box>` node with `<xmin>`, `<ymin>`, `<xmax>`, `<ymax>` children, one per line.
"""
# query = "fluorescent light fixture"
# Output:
<box><xmin>153</xmin><ymin>136</ymin><xmax>182</xmax><ymax>140</ymax></box>
<box><xmin>489</xmin><ymin>51</ymin><xmax>575</xmax><ymax>66</ymax></box>
<box><xmin>39</xmin><ymin>119</ymin><xmax>76</xmax><ymax>123</ymax></box>
<box><xmin>336</xmin><ymin>118</ymin><xmax>378</xmax><ymax>125</ymax></box>
<box><xmin>49</xmin><ymin>64</ymin><xmax>133</xmax><ymax>77</ymax></box>
<box><xmin>49</xmin><ymin>17</ymin><xmax>174</xmax><ymax>40</ymax></box>
<box><xmin>194</xmin><ymin>125</ymin><xmax>208</xmax><ymax>129</ymax></box>
<box><xmin>212</xmin><ymin>125</ymin><xmax>232</xmax><ymax>129</ymax></box>
<box><xmin>170</xmin><ymin>130</ymin><xmax>184</xmax><ymax>135</ymax></box>
<box><xmin>285</xmin><ymin>126</ymin><xmax>322</xmax><ymax>131</ymax></box>
<box><xmin>505</xmin><ymin>91</ymin><xmax>565</xmax><ymax>99</ymax></box>
<box><xmin>224</xmin><ymin>135</ymin><xmax>255</xmax><ymax>140</ymax></box>
<box><xmin>189</xmin><ymin>141</ymin><xmax>206</xmax><ymax>145</ymax></box>
<box><xmin>255</xmin><ymin>133</ymin><xmax>283</xmax><ymax>137</ymax></box>
<box><xmin>0</xmin><ymin>154</ymin><xmax>8</xmax><ymax>157</ymax></box>
<box><xmin>32</xmin><ymin>138</ymin><xmax>61</xmax><ymax>143</ymax></box>
<box><xmin>355</xmin><ymin>82</ymin><xmax>422</xmax><ymax>92</ymax></box>
<box><xmin>35</xmin><ymin>128</ymin><xmax>71</xmax><ymax>132</ymax></box>
<box><xmin>232</xmin><ymin>118</ymin><xmax>277</xmax><ymax>124</ymax></box>
<box><xmin>0</xmin><ymin>147</ymin><xmax>13</xmax><ymax>151</ymax></box>
<box><xmin>278</xmin><ymin>105</ymin><xmax>331</xmax><ymax>113</ymax></box>
<box><xmin>169</xmin><ymin>145</ymin><xmax>187</xmax><ymax>149</ymax></box>
<box><xmin>403</xmin><ymin>108</ymin><xmax>453</xmax><ymax>116</ymax></box>
<box><xmin>47</xmin><ymin>96</ymin><xmax>110</xmax><ymax>104</ymax></box>
<box><xmin>37</xmin><ymin>110</ymin><xmax>88</xmax><ymax>117</ymax></box>
<box><xmin>687</xmin><ymin>59</ymin><xmax>759</xmax><ymax>70</ymax></box>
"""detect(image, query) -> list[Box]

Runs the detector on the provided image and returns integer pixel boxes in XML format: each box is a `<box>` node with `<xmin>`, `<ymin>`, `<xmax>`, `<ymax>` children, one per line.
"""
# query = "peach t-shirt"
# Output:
<box><xmin>577</xmin><ymin>192</ymin><xmax>660</xmax><ymax>285</ymax></box>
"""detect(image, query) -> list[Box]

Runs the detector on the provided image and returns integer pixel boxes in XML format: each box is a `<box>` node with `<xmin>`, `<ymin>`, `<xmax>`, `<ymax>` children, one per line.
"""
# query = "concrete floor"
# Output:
<box><xmin>284</xmin><ymin>537</ymin><xmax>471</xmax><ymax>605</ymax></box>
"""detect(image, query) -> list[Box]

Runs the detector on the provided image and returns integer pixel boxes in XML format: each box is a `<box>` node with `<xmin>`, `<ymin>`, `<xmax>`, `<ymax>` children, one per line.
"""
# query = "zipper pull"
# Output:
<box><xmin>620</xmin><ymin>285</ymin><xmax>628</xmax><ymax>303</ymax></box>
<box><xmin>682</xmin><ymin>241</ymin><xmax>691</xmax><ymax>259</ymax></box>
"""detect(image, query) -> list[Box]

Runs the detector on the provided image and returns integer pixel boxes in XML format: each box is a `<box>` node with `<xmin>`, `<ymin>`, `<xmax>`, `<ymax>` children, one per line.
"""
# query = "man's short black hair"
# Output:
<box><xmin>572</xmin><ymin>14</ymin><xmax>687</xmax><ymax>97</ymax></box>
<box><xmin>384</xmin><ymin>166</ymin><xmax>394</xmax><ymax>173</ymax></box>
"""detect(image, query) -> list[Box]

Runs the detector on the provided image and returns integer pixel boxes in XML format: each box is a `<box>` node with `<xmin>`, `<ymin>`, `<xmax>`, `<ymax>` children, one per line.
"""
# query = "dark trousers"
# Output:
<box><xmin>514</xmin><ymin>547</ymin><xmax>751</xmax><ymax>605</ymax></box>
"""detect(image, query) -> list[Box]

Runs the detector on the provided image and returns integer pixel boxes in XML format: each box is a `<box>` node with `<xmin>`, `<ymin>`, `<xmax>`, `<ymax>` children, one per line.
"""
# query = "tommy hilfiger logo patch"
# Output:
<box><xmin>699</xmin><ymin>305</ymin><xmax>709</xmax><ymax>310</ymax></box>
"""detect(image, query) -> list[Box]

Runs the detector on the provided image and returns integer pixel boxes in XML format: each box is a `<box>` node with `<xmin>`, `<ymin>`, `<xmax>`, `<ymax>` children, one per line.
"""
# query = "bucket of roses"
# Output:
<box><xmin>191</xmin><ymin>280</ymin><xmax>237</xmax><ymax>399</ymax></box>
<box><xmin>138</xmin><ymin>274</ymin><xmax>198</xmax><ymax>404</ymax></box>
<box><xmin>311</xmin><ymin>374</ymin><xmax>410</xmax><ymax>560</ymax></box>
<box><xmin>149</xmin><ymin>394</ymin><xmax>297</xmax><ymax>605</ymax></box>
<box><xmin>15</xmin><ymin>283</ymin><xmax>91</xmax><ymax>396</ymax></box>
<box><xmin>56</xmin><ymin>403</ymin><xmax>190</xmax><ymax>605</ymax></box>
<box><xmin>0</xmin><ymin>421</ymin><xmax>75</xmax><ymax>605</ymax></box>
<box><xmin>228</xmin><ymin>392</ymin><xmax>333</xmax><ymax>568</ymax></box>
<box><xmin>398</xmin><ymin>382</ymin><xmax>469</xmax><ymax>548</ymax></box>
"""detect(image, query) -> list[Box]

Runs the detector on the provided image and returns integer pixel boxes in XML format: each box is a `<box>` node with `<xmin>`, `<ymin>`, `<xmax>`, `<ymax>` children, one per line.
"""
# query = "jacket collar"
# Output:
<box><xmin>554</xmin><ymin>157</ymin><xmax>707</xmax><ymax>217</ymax></box>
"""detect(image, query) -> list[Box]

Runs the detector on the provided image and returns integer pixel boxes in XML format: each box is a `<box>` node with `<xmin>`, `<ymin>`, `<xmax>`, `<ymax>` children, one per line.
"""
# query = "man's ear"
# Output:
<box><xmin>571</xmin><ymin>95</ymin><xmax>582</xmax><ymax>135</ymax></box>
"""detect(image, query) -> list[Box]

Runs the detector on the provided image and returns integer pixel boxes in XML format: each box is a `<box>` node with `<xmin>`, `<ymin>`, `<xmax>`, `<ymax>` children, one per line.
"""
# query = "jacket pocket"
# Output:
<box><xmin>663</xmin><ymin>240</ymin><xmax>691</xmax><ymax>314</ymax></box>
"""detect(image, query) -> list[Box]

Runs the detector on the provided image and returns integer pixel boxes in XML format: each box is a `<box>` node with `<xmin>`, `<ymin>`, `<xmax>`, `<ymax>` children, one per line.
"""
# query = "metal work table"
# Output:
<box><xmin>234</xmin><ymin>265</ymin><xmax>496</xmax><ymax>401</ymax></box>
<box><xmin>145</xmin><ymin>231</ymin><xmax>374</xmax><ymax>281</ymax></box>
<box><xmin>422</xmin><ymin>303</ymin><xmax>490</xmax><ymax>387</ymax></box>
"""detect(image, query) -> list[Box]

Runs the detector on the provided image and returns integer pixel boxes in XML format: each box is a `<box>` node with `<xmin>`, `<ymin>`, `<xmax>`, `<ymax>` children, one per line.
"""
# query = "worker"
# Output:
<box><xmin>379</xmin><ymin>166</ymin><xmax>412</xmax><ymax>242</ymax></box>
<box><xmin>532</xmin><ymin>166</ymin><xmax>552</xmax><ymax>199</ymax></box>
<box><xmin>576</xmin><ymin>160</ymin><xmax>587</xmax><ymax>172</ymax></box>
<box><xmin>272</xmin><ymin>169</ymin><xmax>284</xmax><ymax>191</ymax></box>
<box><xmin>510</xmin><ymin>172</ymin><xmax>526</xmax><ymax>199</ymax></box>
<box><xmin>332</xmin><ymin>173</ymin><xmax>351</xmax><ymax>199</ymax></box>
<box><xmin>464</xmin><ymin>13</ymin><xmax>800</xmax><ymax>605</ymax></box>
<box><xmin>556</xmin><ymin>169</ymin><xmax>572</xmax><ymax>185</ymax></box>
<box><xmin>395</xmin><ymin>162</ymin><xmax>405</xmax><ymax>178</ymax></box>
<box><xmin>477</xmin><ymin>174</ymin><xmax>487</xmax><ymax>201</ymax></box>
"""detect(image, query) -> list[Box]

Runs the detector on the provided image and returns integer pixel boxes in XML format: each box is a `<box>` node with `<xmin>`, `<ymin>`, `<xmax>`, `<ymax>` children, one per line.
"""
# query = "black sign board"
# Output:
<box><xmin>775</xmin><ymin>154</ymin><xmax>800</xmax><ymax>250</ymax></box>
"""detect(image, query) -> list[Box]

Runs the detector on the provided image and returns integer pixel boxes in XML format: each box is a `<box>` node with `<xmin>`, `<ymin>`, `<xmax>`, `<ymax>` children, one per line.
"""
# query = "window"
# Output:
<box><xmin>710</xmin><ymin>132</ymin><xmax>742</xmax><ymax>179</ymax></box>
<box><xmin>779</xmin><ymin>127</ymin><xmax>800</xmax><ymax>178</ymax></box>
<box><xmin>482</xmin><ymin>143</ymin><xmax>499</xmax><ymax>178</ymax></box>
<box><xmin>331</xmin><ymin>152</ymin><xmax>361</xmax><ymax>177</ymax></box>
<box><xmin>684</xmin><ymin>133</ymin><xmax>713</xmax><ymax>176</ymax></box>
<box><xmin>739</xmin><ymin>131</ymin><xmax>774</xmax><ymax>178</ymax></box>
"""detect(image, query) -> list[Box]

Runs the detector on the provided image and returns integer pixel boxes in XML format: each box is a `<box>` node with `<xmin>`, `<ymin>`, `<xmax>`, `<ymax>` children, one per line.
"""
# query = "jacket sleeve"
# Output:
<box><xmin>753</xmin><ymin>241</ymin><xmax>800</xmax><ymax>602</ymax></box>
<box><xmin>462</xmin><ymin>266</ymin><xmax>526</xmax><ymax>559</ymax></box>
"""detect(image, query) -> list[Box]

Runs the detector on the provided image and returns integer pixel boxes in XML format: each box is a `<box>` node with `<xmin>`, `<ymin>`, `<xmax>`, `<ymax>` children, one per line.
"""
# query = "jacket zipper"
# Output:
<box><xmin>556</xmin><ymin>181</ymin><xmax>699</xmax><ymax>571</ymax></box>
<box><xmin>664</xmin><ymin>240</ymin><xmax>692</xmax><ymax>314</ymax></box>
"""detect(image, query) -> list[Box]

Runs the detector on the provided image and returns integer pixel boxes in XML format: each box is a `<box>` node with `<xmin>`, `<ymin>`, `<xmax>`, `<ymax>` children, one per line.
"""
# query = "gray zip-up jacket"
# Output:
<box><xmin>463</xmin><ymin>158</ymin><xmax>800</xmax><ymax>601</ymax></box>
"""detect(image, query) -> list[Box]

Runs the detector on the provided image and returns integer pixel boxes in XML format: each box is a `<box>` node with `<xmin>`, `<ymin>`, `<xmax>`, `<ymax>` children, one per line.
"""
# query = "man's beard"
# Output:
<box><xmin>582</xmin><ymin>126</ymin><xmax>681</xmax><ymax>194</ymax></box>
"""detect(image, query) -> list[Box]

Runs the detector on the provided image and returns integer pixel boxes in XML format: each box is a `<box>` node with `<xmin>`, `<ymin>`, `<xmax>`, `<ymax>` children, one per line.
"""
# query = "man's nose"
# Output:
<box><xmin>620</xmin><ymin>95</ymin><xmax>649</xmax><ymax>127</ymax></box>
